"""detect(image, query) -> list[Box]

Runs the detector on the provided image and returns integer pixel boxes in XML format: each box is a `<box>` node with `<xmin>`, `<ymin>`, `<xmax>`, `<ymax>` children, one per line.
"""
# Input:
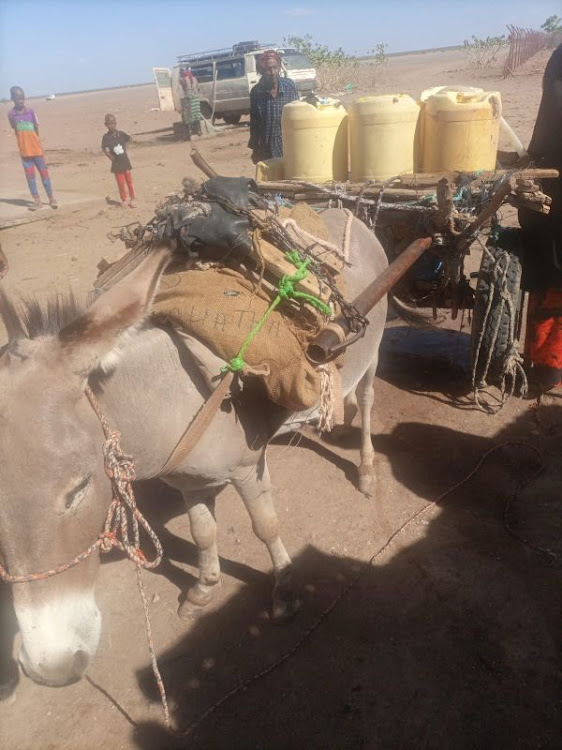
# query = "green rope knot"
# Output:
<box><xmin>279</xmin><ymin>251</ymin><xmax>332</xmax><ymax>315</ymax></box>
<box><xmin>222</xmin><ymin>248</ymin><xmax>332</xmax><ymax>373</ymax></box>
<box><xmin>224</xmin><ymin>355</ymin><xmax>246</xmax><ymax>373</ymax></box>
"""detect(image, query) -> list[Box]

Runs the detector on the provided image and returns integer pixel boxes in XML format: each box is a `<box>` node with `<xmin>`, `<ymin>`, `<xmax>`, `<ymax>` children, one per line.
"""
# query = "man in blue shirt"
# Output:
<box><xmin>248</xmin><ymin>50</ymin><xmax>299</xmax><ymax>164</ymax></box>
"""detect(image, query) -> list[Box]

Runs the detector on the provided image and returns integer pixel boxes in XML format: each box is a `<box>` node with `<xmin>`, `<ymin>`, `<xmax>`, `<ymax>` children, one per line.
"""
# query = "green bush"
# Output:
<box><xmin>284</xmin><ymin>36</ymin><xmax>389</xmax><ymax>95</ymax></box>
<box><xmin>368</xmin><ymin>43</ymin><xmax>389</xmax><ymax>68</ymax></box>
<box><xmin>463</xmin><ymin>34</ymin><xmax>507</xmax><ymax>70</ymax></box>
<box><xmin>541</xmin><ymin>15</ymin><xmax>562</xmax><ymax>33</ymax></box>
<box><xmin>284</xmin><ymin>34</ymin><xmax>350</xmax><ymax>68</ymax></box>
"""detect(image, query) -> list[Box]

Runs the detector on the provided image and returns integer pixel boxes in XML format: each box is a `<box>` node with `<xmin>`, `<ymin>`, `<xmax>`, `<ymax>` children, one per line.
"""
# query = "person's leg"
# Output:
<box><xmin>33</xmin><ymin>155</ymin><xmax>57</xmax><ymax>207</ymax></box>
<box><xmin>180</xmin><ymin>97</ymin><xmax>189</xmax><ymax>126</ymax></box>
<box><xmin>124</xmin><ymin>170</ymin><xmax>136</xmax><ymax>206</ymax></box>
<box><xmin>114</xmin><ymin>172</ymin><xmax>128</xmax><ymax>206</ymax></box>
<box><xmin>526</xmin><ymin>289</ymin><xmax>562</xmax><ymax>392</ymax></box>
<box><xmin>21</xmin><ymin>157</ymin><xmax>42</xmax><ymax>209</ymax></box>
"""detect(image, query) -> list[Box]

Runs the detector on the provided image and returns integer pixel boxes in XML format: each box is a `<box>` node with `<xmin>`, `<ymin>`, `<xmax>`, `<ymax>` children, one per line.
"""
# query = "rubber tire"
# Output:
<box><xmin>470</xmin><ymin>240</ymin><xmax>523</xmax><ymax>387</ymax></box>
<box><xmin>199</xmin><ymin>101</ymin><xmax>213</xmax><ymax>120</ymax></box>
<box><xmin>223</xmin><ymin>114</ymin><xmax>241</xmax><ymax>125</ymax></box>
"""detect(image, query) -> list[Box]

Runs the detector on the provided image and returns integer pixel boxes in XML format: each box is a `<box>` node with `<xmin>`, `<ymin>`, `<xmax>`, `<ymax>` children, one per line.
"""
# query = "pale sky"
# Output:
<box><xmin>1</xmin><ymin>0</ymin><xmax>561</xmax><ymax>96</ymax></box>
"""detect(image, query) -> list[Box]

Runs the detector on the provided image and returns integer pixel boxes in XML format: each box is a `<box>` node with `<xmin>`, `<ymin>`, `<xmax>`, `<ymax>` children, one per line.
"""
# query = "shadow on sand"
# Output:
<box><xmin>0</xmin><ymin>197</ymin><xmax>34</xmax><ymax>208</ymax></box>
<box><xmin>130</xmin><ymin>404</ymin><xmax>561</xmax><ymax>750</ymax></box>
<box><xmin>1</xmin><ymin>326</ymin><xmax>560</xmax><ymax>748</ymax></box>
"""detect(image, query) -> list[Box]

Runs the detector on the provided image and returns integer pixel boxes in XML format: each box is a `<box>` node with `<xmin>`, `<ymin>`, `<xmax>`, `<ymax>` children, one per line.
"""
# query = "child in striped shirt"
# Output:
<box><xmin>7</xmin><ymin>86</ymin><xmax>58</xmax><ymax>211</ymax></box>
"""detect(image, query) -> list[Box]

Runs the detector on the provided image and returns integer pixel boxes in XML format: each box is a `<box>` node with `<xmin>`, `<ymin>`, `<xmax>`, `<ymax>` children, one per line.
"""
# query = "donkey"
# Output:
<box><xmin>0</xmin><ymin>209</ymin><xmax>388</xmax><ymax>688</ymax></box>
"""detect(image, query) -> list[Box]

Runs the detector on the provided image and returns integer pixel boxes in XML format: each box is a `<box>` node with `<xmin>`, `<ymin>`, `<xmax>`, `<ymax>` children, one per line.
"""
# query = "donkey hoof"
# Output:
<box><xmin>177</xmin><ymin>586</ymin><xmax>213</xmax><ymax>620</ymax></box>
<box><xmin>358</xmin><ymin>469</ymin><xmax>375</xmax><ymax>497</ymax></box>
<box><xmin>178</xmin><ymin>598</ymin><xmax>206</xmax><ymax>621</ymax></box>
<box><xmin>271</xmin><ymin>594</ymin><xmax>301</xmax><ymax>623</ymax></box>
<box><xmin>188</xmin><ymin>585</ymin><xmax>213</xmax><ymax>607</ymax></box>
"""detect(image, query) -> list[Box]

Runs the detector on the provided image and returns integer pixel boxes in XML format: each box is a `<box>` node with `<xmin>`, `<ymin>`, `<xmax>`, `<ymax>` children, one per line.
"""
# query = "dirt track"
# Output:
<box><xmin>0</xmin><ymin>48</ymin><xmax>560</xmax><ymax>750</ymax></box>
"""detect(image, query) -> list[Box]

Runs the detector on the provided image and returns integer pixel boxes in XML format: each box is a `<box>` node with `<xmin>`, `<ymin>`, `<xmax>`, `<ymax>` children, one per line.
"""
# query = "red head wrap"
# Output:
<box><xmin>257</xmin><ymin>50</ymin><xmax>282</xmax><ymax>74</ymax></box>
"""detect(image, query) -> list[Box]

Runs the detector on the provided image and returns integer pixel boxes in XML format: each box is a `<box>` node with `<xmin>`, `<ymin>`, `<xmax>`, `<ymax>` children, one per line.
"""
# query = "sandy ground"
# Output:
<box><xmin>0</xmin><ymin>48</ymin><xmax>560</xmax><ymax>750</ymax></box>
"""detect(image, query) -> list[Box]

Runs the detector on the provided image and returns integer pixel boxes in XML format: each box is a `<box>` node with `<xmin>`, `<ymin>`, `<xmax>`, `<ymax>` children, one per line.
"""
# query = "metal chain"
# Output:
<box><xmin>117</xmin><ymin>189</ymin><xmax>371</xmax><ymax>339</ymax></box>
<box><xmin>258</xmin><ymin>211</ymin><xmax>370</xmax><ymax>333</ymax></box>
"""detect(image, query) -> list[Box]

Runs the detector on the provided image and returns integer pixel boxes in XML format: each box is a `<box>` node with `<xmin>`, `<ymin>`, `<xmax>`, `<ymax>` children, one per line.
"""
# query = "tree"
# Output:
<box><xmin>284</xmin><ymin>35</ymin><xmax>350</xmax><ymax>68</ymax></box>
<box><xmin>540</xmin><ymin>15</ymin><xmax>562</xmax><ymax>33</ymax></box>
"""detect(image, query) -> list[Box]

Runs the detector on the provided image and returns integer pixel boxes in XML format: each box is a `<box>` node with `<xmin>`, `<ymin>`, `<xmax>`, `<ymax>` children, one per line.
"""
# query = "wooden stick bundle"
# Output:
<box><xmin>257</xmin><ymin>168</ymin><xmax>559</xmax><ymax>198</ymax></box>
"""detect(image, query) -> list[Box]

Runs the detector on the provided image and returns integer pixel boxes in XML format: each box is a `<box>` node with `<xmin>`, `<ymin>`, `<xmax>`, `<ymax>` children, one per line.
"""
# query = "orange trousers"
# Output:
<box><xmin>115</xmin><ymin>170</ymin><xmax>135</xmax><ymax>201</ymax></box>
<box><xmin>525</xmin><ymin>288</ymin><xmax>562</xmax><ymax>389</ymax></box>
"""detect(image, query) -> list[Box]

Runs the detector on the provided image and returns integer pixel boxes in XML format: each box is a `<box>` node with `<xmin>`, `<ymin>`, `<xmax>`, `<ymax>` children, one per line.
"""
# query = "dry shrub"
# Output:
<box><xmin>316</xmin><ymin>61</ymin><xmax>359</xmax><ymax>94</ymax></box>
<box><xmin>284</xmin><ymin>35</ymin><xmax>389</xmax><ymax>97</ymax></box>
<box><xmin>317</xmin><ymin>57</ymin><xmax>388</xmax><ymax>96</ymax></box>
<box><xmin>463</xmin><ymin>35</ymin><xmax>507</xmax><ymax>71</ymax></box>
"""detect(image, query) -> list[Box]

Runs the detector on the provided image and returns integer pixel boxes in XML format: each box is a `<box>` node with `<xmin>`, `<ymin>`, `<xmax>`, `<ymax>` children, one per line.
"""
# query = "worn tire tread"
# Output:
<box><xmin>470</xmin><ymin>242</ymin><xmax>523</xmax><ymax>386</ymax></box>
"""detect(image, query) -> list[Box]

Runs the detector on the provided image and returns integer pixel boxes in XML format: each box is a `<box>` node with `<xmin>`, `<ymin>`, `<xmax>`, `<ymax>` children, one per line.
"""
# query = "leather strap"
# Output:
<box><xmin>153</xmin><ymin>370</ymin><xmax>234</xmax><ymax>477</ymax></box>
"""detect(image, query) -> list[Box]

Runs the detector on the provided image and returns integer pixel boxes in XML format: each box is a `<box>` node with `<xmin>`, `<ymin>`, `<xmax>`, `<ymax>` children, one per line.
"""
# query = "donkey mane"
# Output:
<box><xmin>0</xmin><ymin>289</ymin><xmax>88</xmax><ymax>343</ymax></box>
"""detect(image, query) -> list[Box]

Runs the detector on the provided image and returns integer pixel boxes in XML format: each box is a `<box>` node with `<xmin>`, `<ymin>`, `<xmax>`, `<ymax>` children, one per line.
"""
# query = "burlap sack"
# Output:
<box><xmin>153</xmin><ymin>266</ymin><xmax>323</xmax><ymax>411</ymax></box>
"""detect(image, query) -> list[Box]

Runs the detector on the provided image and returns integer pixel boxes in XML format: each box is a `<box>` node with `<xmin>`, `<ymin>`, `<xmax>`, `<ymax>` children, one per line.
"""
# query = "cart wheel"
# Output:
<box><xmin>470</xmin><ymin>229</ymin><xmax>524</xmax><ymax>388</ymax></box>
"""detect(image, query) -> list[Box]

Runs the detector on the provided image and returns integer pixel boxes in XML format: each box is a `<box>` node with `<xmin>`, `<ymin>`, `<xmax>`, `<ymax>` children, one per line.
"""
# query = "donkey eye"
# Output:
<box><xmin>64</xmin><ymin>475</ymin><xmax>91</xmax><ymax>512</ymax></box>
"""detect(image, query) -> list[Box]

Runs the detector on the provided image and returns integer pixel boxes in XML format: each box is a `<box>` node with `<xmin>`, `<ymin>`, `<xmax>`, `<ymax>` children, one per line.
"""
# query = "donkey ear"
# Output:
<box><xmin>58</xmin><ymin>245</ymin><xmax>172</xmax><ymax>376</ymax></box>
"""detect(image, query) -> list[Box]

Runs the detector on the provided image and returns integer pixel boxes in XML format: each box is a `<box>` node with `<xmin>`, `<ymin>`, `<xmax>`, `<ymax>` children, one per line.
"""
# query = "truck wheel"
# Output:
<box><xmin>199</xmin><ymin>102</ymin><xmax>213</xmax><ymax>120</ymax></box>
<box><xmin>470</xmin><ymin>230</ymin><xmax>524</xmax><ymax>388</ymax></box>
<box><xmin>223</xmin><ymin>114</ymin><xmax>241</xmax><ymax>125</ymax></box>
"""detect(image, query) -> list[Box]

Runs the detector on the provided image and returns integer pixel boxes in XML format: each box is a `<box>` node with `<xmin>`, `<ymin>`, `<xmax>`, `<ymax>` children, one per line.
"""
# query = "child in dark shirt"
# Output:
<box><xmin>101</xmin><ymin>113</ymin><xmax>136</xmax><ymax>208</ymax></box>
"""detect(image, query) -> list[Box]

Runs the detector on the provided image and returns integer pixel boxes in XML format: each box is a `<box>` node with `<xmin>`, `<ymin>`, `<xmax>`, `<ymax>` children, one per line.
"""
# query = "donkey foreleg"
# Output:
<box><xmin>178</xmin><ymin>493</ymin><xmax>221</xmax><ymax>619</ymax></box>
<box><xmin>233</xmin><ymin>458</ymin><xmax>299</xmax><ymax>621</ymax></box>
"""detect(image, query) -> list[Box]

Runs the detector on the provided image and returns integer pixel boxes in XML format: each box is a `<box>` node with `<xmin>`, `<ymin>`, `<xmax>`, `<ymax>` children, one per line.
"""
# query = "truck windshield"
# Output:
<box><xmin>280</xmin><ymin>51</ymin><xmax>313</xmax><ymax>70</ymax></box>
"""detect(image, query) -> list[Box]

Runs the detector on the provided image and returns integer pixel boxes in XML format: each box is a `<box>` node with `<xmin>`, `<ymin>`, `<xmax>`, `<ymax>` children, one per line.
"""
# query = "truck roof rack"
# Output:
<box><xmin>177</xmin><ymin>41</ymin><xmax>276</xmax><ymax>66</ymax></box>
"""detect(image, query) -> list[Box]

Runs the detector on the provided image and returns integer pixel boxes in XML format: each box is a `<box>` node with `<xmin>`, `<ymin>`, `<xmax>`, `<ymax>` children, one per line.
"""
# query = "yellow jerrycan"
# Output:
<box><xmin>349</xmin><ymin>94</ymin><xmax>420</xmax><ymax>181</ymax></box>
<box><xmin>255</xmin><ymin>157</ymin><xmax>284</xmax><ymax>182</ymax></box>
<box><xmin>282</xmin><ymin>98</ymin><xmax>348</xmax><ymax>183</ymax></box>
<box><xmin>419</xmin><ymin>89</ymin><xmax>502</xmax><ymax>172</ymax></box>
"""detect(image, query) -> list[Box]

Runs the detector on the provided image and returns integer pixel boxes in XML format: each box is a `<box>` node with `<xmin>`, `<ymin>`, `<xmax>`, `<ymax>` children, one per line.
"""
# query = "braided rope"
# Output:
<box><xmin>0</xmin><ymin>387</ymin><xmax>163</xmax><ymax>584</ymax></box>
<box><xmin>317</xmin><ymin>364</ymin><xmax>335</xmax><ymax>434</ymax></box>
<box><xmin>0</xmin><ymin>387</ymin><xmax>171</xmax><ymax>727</ymax></box>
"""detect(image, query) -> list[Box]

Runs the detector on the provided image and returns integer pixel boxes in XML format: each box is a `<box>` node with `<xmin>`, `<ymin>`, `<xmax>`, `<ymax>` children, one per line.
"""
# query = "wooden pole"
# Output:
<box><xmin>257</xmin><ymin>169</ymin><xmax>559</xmax><ymax>196</ymax></box>
<box><xmin>307</xmin><ymin>237</ymin><xmax>433</xmax><ymax>364</ymax></box>
<box><xmin>190</xmin><ymin>148</ymin><xmax>218</xmax><ymax>178</ymax></box>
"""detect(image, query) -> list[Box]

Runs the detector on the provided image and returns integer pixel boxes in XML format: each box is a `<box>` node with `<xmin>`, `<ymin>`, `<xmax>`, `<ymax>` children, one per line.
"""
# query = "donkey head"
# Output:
<box><xmin>0</xmin><ymin>247</ymin><xmax>170</xmax><ymax>686</ymax></box>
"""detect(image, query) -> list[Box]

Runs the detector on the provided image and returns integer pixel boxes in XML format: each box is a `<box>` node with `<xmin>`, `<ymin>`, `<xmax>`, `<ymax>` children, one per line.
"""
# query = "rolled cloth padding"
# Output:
<box><xmin>152</xmin><ymin>266</ymin><xmax>323</xmax><ymax>411</ymax></box>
